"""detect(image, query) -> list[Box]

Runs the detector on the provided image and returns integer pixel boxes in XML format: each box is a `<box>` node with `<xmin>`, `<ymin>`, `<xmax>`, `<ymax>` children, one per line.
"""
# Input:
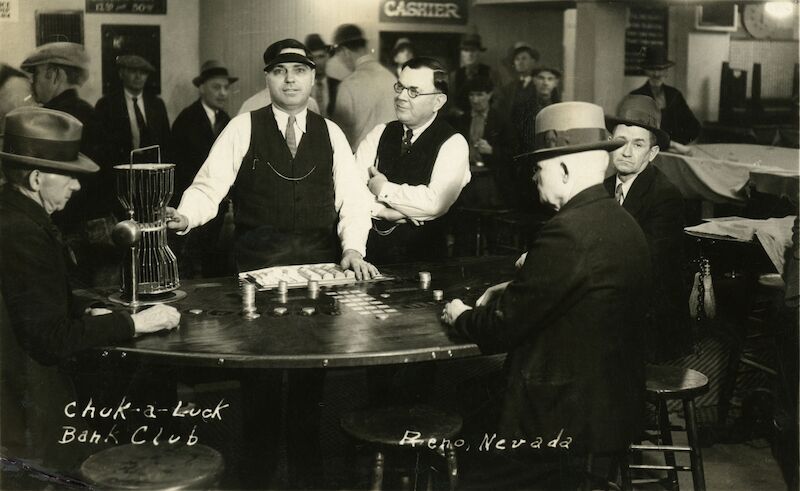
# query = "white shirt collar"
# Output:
<box><xmin>404</xmin><ymin>113</ymin><xmax>437</xmax><ymax>143</ymax></box>
<box><xmin>272</xmin><ymin>105</ymin><xmax>308</xmax><ymax>135</ymax></box>
<box><xmin>615</xmin><ymin>172</ymin><xmax>640</xmax><ymax>204</ymax></box>
<box><xmin>200</xmin><ymin>100</ymin><xmax>217</xmax><ymax>125</ymax></box>
<box><xmin>124</xmin><ymin>89</ymin><xmax>143</xmax><ymax>102</ymax></box>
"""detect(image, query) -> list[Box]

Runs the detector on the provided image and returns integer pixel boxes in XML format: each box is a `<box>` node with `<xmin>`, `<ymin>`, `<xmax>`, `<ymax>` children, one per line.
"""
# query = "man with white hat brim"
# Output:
<box><xmin>441</xmin><ymin>101</ymin><xmax>651</xmax><ymax>484</ymax></box>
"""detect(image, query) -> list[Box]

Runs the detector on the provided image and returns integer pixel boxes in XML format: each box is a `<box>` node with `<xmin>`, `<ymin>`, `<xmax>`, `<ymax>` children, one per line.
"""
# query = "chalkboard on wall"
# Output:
<box><xmin>87</xmin><ymin>0</ymin><xmax>166</xmax><ymax>15</ymax></box>
<box><xmin>625</xmin><ymin>6</ymin><xmax>668</xmax><ymax>76</ymax></box>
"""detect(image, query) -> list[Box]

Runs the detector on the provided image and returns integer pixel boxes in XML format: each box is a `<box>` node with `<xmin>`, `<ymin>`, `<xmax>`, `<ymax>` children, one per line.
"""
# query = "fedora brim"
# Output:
<box><xmin>514</xmin><ymin>139</ymin><xmax>625</xmax><ymax>163</ymax></box>
<box><xmin>192</xmin><ymin>75</ymin><xmax>239</xmax><ymax>87</ymax></box>
<box><xmin>641</xmin><ymin>61</ymin><xmax>675</xmax><ymax>70</ymax></box>
<box><xmin>606</xmin><ymin>117</ymin><xmax>671</xmax><ymax>151</ymax></box>
<box><xmin>0</xmin><ymin>149</ymin><xmax>99</xmax><ymax>174</ymax></box>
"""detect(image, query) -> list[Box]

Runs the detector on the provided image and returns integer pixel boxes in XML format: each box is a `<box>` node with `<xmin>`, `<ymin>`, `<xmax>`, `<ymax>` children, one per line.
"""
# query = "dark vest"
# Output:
<box><xmin>367</xmin><ymin>117</ymin><xmax>457</xmax><ymax>264</ymax></box>
<box><xmin>232</xmin><ymin>106</ymin><xmax>338</xmax><ymax>270</ymax></box>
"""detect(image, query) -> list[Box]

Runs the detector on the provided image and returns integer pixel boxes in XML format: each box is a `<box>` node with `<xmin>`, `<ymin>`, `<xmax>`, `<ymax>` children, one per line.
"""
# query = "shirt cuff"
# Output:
<box><xmin>378</xmin><ymin>182</ymin><xmax>400</xmax><ymax>203</ymax></box>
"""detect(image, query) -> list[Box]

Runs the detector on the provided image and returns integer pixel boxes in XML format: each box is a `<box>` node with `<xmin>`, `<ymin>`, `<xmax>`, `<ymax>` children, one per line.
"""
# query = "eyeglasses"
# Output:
<box><xmin>393</xmin><ymin>82</ymin><xmax>441</xmax><ymax>99</ymax></box>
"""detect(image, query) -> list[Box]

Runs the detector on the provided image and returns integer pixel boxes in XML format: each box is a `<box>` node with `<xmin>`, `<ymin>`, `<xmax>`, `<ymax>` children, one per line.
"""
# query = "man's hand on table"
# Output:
<box><xmin>132</xmin><ymin>304</ymin><xmax>181</xmax><ymax>336</ymax></box>
<box><xmin>165</xmin><ymin>206</ymin><xmax>189</xmax><ymax>232</ymax></box>
<box><xmin>476</xmin><ymin>281</ymin><xmax>510</xmax><ymax>307</ymax></box>
<box><xmin>341</xmin><ymin>249</ymin><xmax>380</xmax><ymax>281</ymax></box>
<box><xmin>441</xmin><ymin>299</ymin><xmax>472</xmax><ymax>326</ymax></box>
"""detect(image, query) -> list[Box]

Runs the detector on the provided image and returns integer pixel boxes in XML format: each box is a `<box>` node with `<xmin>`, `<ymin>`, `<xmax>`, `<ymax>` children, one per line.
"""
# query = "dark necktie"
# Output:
<box><xmin>132</xmin><ymin>97</ymin><xmax>150</xmax><ymax>147</ymax></box>
<box><xmin>615</xmin><ymin>182</ymin><xmax>624</xmax><ymax>204</ymax></box>
<box><xmin>286</xmin><ymin>115</ymin><xmax>297</xmax><ymax>158</ymax></box>
<box><xmin>213</xmin><ymin>111</ymin><xmax>225</xmax><ymax>137</ymax></box>
<box><xmin>401</xmin><ymin>128</ymin><xmax>413</xmax><ymax>156</ymax></box>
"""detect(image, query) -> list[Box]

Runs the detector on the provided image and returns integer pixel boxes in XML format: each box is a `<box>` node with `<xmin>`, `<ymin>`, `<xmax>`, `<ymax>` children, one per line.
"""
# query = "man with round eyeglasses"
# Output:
<box><xmin>354</xmin><ymin>56</ymin><xmax>471</xmax><ymax>266</ymax></box>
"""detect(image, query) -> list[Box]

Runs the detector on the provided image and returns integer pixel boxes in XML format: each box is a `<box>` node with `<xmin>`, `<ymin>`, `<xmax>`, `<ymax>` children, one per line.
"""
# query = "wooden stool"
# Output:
<box><xmin>626</xmin><ymin>365</ymin><xmax>709</xmax><ymax>491</ymax></box>
<box><xmin>80</xmin><ymin>443</ymin><xmax>224</xmax><ymax>490</ymax></box>
<box><xmin>341</xmin><ymin>405</ymin><xmax>462</xmax><ymax>491</ymax></box>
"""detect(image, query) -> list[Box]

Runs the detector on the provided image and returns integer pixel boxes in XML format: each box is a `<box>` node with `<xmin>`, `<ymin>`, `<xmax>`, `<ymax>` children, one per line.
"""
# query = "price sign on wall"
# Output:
<box><xmin>87</xmin><ymin>0</ymin><xmax>166</xmax><ymax>15</ymax></box>
<box><xmin>625</xmin><ymin>6</ymin><xmax>668</xmax><ymax>76</ymax></box>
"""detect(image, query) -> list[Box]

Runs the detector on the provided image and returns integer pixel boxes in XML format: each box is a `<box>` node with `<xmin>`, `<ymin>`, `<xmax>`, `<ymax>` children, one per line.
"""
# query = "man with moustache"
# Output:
<box><xmin>605</xmin><ymin>94</ymin><xmax>691</xmax><ymax>362</ymax></box>
<box><xmin>442</xmin><ymin>102</ymin><xmax>649</xmax><ymax>488</ymax></box>
<box><xmin>166</xmin><ymin>39</ymin><xmax>377</xmax><ymax>488</ymax></box>
<box><xmin>170</xmin><ymin>60</ymin><xmax>238</xmax><ymax>278</ymax></box>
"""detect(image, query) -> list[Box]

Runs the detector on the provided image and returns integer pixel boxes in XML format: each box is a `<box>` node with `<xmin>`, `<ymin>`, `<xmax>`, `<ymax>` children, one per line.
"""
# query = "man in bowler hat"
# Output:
<box><xmin>442</xmin><ymin>102</ymin><xmax>650</xmax><ymax>488</ymax></box>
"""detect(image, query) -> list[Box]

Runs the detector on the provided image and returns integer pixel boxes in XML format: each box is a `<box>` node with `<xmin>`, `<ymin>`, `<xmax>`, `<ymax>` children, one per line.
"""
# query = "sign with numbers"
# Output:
<box><xmin>86</xmin><ymin>0</ymin><xmax>166</xmax><ymax>15</ymax></box>
<box><xmin>0</xmin><ymin>0</ymin><xmax>19</xmax><ymax>23</ymax></box>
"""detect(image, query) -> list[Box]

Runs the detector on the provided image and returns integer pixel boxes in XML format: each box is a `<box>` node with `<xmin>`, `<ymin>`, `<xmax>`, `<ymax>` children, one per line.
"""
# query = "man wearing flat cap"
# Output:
<box><xmin>170</xmin><ymin>60</ymin><xmax>238</xmax><ymax>278</ymax></box>
<box><xmin>442</xmin><ymin>102</ymin><xmax>650</xmax><ymax>487</ymax></box>
<box><xmin>0</xmin><ymin>107</ymin><xmax>179</xmax><ymax>471</ymax></box>
<box><xmin>20</xmin><ymin>42</ymin><xmax>104</xmax><ymax>233</ymax></box>
<box><xmin>606</xmin><ymin>94</ymin><xmax>692</xmax><ymax>362</ymax></box>
<box><xmin>95</xmin><ymin>54</ymin><xmax>171</xmax><ymax>170</ymax></box>
<box><xmin>331</xmin><ymin>23</ymin><xmax>397</xmax><ymax>151</ymax></box>
<box><xmin>166</xmin><ymin>38</ymin><xmax>377</xmax><ymax>488</ymax></box>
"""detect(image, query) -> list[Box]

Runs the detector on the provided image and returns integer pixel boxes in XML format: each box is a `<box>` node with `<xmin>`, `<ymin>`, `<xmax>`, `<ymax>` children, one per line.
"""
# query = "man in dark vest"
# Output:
<box><xmin>355</xmin><ymin>57</ymin><xmax>471</xmax><ymax>265</ymax></box>
<box><xmin>166</xmin><ymin>38</ymin><xmax>377</xmax><ymax>488</ymax></box>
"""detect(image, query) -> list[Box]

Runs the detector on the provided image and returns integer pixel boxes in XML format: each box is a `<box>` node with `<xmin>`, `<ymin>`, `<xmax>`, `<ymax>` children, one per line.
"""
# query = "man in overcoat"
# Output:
<box><xmin>442</xmin><ymin>101</ymin><xmax>651</xmax><ymax>487</ymax></box>
<box><xmin>605</xmin><ymin>94</ymin><xmax>691</xmax><ymax>362</ymax></box>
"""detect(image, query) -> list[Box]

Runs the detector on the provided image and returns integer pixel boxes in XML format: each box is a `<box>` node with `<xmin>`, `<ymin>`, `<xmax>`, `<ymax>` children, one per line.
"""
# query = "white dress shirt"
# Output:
<box><xmin>124</xmin><ymin>89</ymin><xmax>147</xmax><ymax>149</ymax></box>
<box><xmin>354</xmin><ymin>113</ymin><xmax>471</xmax><ymax>221</ymax></box>
<box><xmin>201</xmin><ymin>100</ymin><xmax>217</xmax><ymax>128</ymax></box>
<box><xmin>177</xmin><ymin>105</ymin><xmax>372</xmax><ymax>256</ymax></box>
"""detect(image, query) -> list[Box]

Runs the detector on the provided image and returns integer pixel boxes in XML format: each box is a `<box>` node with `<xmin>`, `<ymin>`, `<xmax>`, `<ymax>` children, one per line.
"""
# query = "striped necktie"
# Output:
<box><xmin>615</xmin><ymin>182</ymin><xmax>624</xmax><ymax>204</ymax></box>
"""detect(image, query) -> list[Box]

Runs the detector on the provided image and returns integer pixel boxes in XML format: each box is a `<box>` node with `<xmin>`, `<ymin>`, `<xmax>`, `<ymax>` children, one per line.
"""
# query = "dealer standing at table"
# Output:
<box><xmin>355</xmin><ymin>57</ymin><xmax>470</xmax><ymax>264</ymax></box>
<box><xmin>605</xmin><ymin>94</ymin><xmax>692</xmax><ymax>362</ymax></box>
<box><xmin>442</xmin><ymin>102</ymin><xmax>650</xmax><ymax>488</ymax></box>
<box><xmin>165</xmin><ymin>39</ymin><xmax>376</xmax><ymax>489</ymax></box>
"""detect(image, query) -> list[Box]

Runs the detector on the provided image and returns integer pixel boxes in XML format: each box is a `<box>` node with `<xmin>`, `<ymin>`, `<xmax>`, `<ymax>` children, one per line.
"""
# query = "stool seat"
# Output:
<box><xmin>645</xmin><ymin>365</ymin><xmax>710</xmax><ymax>399</ymax></box>
<box><xmin>341</xmin><ymin>404</ymin><xmax>463</xmax><ymax>446</ymax></box>
<box><xmin>80</xmin><ymin>443</ymin><xmax>224</xmax><ymax>490</ymax></box>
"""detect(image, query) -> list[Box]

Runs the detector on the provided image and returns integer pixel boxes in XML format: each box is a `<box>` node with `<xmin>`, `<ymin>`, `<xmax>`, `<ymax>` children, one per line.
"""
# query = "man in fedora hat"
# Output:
<box><xmin>170</xmin><ymin>60</ymin><xmax>238</xmax><ymax>278</ymax></box>
<box><xmin>449</xmin><ymin>33</ymin><xmax>498</xmax><ymax>119</ymax></box>
<box><xmin>605</xmin><ymin>94</ymin><xmax>692</xmax><ymax>362</ymax></box>
<box><xmin>495</xmin><ymin>42</ymin><xmax>539</xmax><ymax>144</ymax></box>
<box><xmin>390</xmin><ymin>37</ymin><xmax>415</xmax><ymax>78</ymax></box>
<box><xmin>630</xmin><ymin>46</ymin><xmax>700</xmax><ymax>150</ymax></box>
<box><xmin>95</xmin><ymin>54</ymin><xmax>171</xmax><ymax>170</ymax></box>
<box><xmin>0</xmin><ymin>107</ymin><xmax>180</xmax><ymax>471</ymax></box>
<box><xmin>305</xmin><ymin>33</ymin><xmax>339</xmax><ymax>117</ymax></box>
<box><xmin>166</xmin><ymin>39</ymin><xmax>377</xmax><ymax>488</ymax></box>
<box><xmin>442</xmin><ymin>101</ymin><xmax>650</xmax><ymax>487</ymax></box>
<box><xmin>331</xmin><ymin>23</ymin><xmax>397</xmax><ymax>150</ymax></box>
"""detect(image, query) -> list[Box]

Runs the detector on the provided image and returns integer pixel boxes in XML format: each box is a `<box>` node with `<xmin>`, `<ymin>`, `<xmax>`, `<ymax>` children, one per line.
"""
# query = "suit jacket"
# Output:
<box><xmin>333</xmin><ymin>56</ymin><xmax>397</xmax><ymax>151</ymax></box>
<box><xmin>95</xmin><ymin>90</ymin><xmax>171</xmax><ymax>166</ymax></box>
<box><xmin>631</xmin><ymin>83</ymin><xmax>701</xmax><ymax>145</ymax></box>
<box><xmin>604</xmin><ymin>164</ymin><xmax>692</xmax><ymax>362</ymax></box>
<box><xmin>454</xmin><ymin>184</ymin><xmax>650</xmax><ymax>453</ymax></box>
<box><xmin>170</xmin><ymin>99</ymin><xmax>231</xmax><ymax>202</ymax></box>
<box><xmin>45</xmin><ymin>89</ymin><xmax>104</xmax><ymax>224</ymax></box>
<box><xmin>0</xmin><ymin>186</ymin><xmax>134</xmax><ymax>468</ymax></box>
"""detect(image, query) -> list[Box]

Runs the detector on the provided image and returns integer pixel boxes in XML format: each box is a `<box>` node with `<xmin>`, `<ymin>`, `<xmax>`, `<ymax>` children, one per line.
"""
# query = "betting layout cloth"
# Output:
<box><xmin>240</xmin><ymin>263</ymin><xmax>384</xmax><ymax>290</ymax></box>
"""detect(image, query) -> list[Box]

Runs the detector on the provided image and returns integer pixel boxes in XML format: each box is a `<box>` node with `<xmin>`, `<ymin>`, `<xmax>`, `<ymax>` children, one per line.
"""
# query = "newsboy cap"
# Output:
<box><xmin>116</xmin><ymin>54</ymin><xmax>155</xmax><ymax>72</ymax></box>
<box><xmin>263</xmin><ymin>39</ymin><xmax>315</xmax><ymax>72</ymax></box>
<box><xmin>21</xmin><ymin>42</ymin><xmax>89</xmax><ymax>72</ymax></box>
<box><xmin>515</xmin><ymin>102</ymin><xmax>624</xmax><ymax>162</ymax></box>
<box><xmin>0</xmin><ymin>106</ymin><xmax>99</xmax><ymax>174</ymax></box>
